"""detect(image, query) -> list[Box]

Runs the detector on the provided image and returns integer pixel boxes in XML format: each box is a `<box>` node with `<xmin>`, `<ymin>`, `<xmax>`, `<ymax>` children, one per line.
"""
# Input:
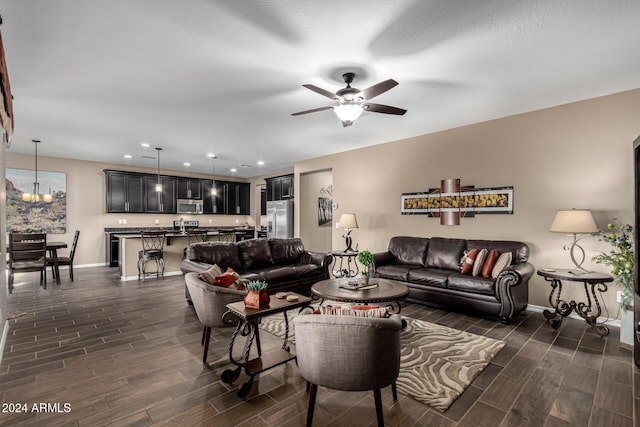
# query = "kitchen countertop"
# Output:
<box><xmin>105</xmin><ymin>226</ymin><xmax>254</xmax><ymax>233</ymax></box>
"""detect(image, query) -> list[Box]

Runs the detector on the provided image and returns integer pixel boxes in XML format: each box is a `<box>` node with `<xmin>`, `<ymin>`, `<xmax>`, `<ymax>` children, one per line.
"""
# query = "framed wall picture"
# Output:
<box><xmin>6</xmin><ymin>168</ymin><xmax>67</xmax><ymax>233</ymax></box>
<box><xmin>318</xmin><ymin>197</ymin><xmax>332</xmax><ymax>226</ymax></box>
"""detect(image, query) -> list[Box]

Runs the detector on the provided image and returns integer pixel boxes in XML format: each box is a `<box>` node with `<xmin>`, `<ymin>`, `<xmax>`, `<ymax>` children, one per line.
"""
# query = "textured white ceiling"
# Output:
<box><xmin>2</xmin><ymin>0</ymin><xmax>640</xmax><ymax>178</ymax></box>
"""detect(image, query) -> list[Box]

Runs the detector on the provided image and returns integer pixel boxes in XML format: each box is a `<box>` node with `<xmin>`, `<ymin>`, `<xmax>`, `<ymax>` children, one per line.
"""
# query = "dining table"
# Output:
<box><xmin>47</xmin><ymin>241</ymin><xmax>68</xmax><ymax>285</ymax></box>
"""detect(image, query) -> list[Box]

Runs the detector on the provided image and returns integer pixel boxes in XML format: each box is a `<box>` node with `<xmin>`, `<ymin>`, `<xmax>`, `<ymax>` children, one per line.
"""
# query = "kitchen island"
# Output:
<box><xmin>106</xmin><ymin>227</ymin><xmax>255</xmax><ymax>281</ymax></box>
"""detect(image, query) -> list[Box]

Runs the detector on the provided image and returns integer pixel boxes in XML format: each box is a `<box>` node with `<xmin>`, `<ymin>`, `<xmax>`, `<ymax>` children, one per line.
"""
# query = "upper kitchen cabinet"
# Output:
<box><xmin>266</xmin><ymin>174</ymin><xmax>294</xmax><ymax>201</ymax></box>
<box><xmin>144</xmin><ymin>176</ymin><xmax>176</xmax><ymax>214</ymax></box>
<box><xmin>202</xmin><ymin>181</ymin><xmax>226</xmax><ymax>214</ymax></box>
<box><xmin>176</xmin><ymin>178</ymin><xmax>202</xmax><ymax>199</ymax></box>
<box><xmin>105</xmin><ymin>170</ymin><xmax>145</xmax><ymax>213</ymax></box>
<box><xmin>226</xmin><ymin>182</ymin><xmax>250</xmax><ymax>215</ymax></box>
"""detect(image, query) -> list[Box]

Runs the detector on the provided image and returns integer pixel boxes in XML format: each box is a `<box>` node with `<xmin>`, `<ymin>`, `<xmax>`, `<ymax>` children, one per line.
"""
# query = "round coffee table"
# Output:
<box><xmin>311</xmin><ymin>277</ymin><xmax>409</xmax><ymax>315</ymax></box>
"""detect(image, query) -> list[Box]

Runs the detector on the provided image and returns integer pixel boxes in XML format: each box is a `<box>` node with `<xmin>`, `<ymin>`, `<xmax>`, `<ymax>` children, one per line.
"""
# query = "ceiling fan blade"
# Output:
<box><xmin>364</xmin><ymin>103</ymin><xmax>407</xmax><ymax>115</ymax></box>
<box><xmin>291</xmin><ymin>106</ymin><xmax>333</xmax><ymax>116</ymax></box>
<box><xmin>302</xmin><ymin>84</ymin><xmax>337</xmax><ymax>100</ymax></box>
<box><xmin>360</xmin><ymin>79</ymin><xmax>398</xmax><ymax>100</ymax></box>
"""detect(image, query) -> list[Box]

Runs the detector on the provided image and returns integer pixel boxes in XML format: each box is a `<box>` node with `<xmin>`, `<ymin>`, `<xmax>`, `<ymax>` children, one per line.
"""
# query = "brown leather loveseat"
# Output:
<box><xmin>373</xmin><ymin>236</ymin><xmax>534</xmax><ymax>324</ymax></box>
<box><xmin>181</xmin><ymin>237</ymin><xmax>331</xmax><ymax>303</ymax></box>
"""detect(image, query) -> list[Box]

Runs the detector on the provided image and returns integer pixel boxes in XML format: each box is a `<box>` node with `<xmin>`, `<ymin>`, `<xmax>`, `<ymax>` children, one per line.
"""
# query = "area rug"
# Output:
<box><xmin>259</xmin><ymin>313</ymin><xmax>504</xmax><ymax>412</ymax></box>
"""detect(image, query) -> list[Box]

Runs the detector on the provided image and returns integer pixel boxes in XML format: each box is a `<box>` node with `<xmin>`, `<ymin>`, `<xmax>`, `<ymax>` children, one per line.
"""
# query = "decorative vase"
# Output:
<box><xmin>244</xmin><ymin>289</ymin><xmax>270</xmax><ymax>309</ymax></box>
<box><xmin>259</xmin><ymin>289</ymin><xmax>270</xmax><ymax>307</ymax></box>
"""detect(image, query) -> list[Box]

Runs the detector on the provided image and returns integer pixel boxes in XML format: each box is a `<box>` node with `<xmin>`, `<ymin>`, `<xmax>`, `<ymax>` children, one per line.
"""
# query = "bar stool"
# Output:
<box><xmin>217</xmin><ymin>229</ymin><xmax>236</xmax><ymax>243</ymax></box>
<box><xmin>183</xmin><ymin>229</ymin><xmax>208</xmax><ymax>259</ymax></box>
<box><xmin>138</xmin><ymin>231</ymin><xmax>166</xmax><ymax>281</ymax></box>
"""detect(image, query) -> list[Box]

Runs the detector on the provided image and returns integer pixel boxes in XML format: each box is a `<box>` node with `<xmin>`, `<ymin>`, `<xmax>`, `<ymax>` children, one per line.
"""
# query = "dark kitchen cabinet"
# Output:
<box><xmin>176</xmin><ymin>178</ymin><xmax>202</xmax><ymax>199</ymax></box>
<box><xmin>227</xmin><ymin>182</ymin><xmax>250</xmax><ymax>215</ymax></box>
<box><xmin>260</xmin><ymin>187</ymin><xmax>267</xmax><ymax>215</ymax></box>
<box><xmin>106</xmin><ymin>171</ymin><xmax>145</xmax><ymax>213</ymax></box>
<box><xmin>266</xmin><ymin>174</ymin><xmax>294</xmax><ymax>201</ymax></box>
<box><xmin>144</xmin><ymin>176</ymin><xmax>176</xmax><ymax>214</ymax></box>
<box><xmin>203</xmin><ymin>181</ymin><xmax>226</xmax><ymax>214</ymax></box>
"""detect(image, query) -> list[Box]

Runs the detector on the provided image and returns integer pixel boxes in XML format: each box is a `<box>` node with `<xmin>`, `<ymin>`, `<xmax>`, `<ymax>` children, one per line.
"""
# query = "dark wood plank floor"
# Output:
<box><xmin>0</xmin><ymin>267</ymin><xmax>636</xmax><ymax>426</ymax></box>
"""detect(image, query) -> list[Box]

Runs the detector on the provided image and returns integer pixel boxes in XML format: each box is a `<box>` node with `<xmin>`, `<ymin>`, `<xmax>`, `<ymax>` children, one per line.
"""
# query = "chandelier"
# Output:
<box><xmin>21</xmin><ymin>139</ymin><xmax>52</xmax><ymax>203</ymax></box>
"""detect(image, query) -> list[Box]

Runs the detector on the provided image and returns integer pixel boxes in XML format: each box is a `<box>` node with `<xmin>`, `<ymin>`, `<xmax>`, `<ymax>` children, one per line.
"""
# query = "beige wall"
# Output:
<box><xmin>299</xmin><ymin>169</ymin><xmax>333</xmax><ymax>252</ymax></box>
<box><xmin>4</xmin><ymin>155</ymin><xmax>254</xmax><ymax>267</ymax></box>
<box><xmin>295</xmin><ymin>88</ymin><xmax>640</xmax><ymax>315</ymax></box>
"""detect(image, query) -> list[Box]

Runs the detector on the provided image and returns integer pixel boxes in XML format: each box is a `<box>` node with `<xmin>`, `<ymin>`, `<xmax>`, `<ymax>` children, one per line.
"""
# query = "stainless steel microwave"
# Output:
<box><xmin>176</xmin><ymin>199</ymin><xmax>203</xmax><ymax>214</ymax></box>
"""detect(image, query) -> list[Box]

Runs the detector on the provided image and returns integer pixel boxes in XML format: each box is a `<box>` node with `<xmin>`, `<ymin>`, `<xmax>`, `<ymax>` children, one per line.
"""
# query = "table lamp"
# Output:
<box><xmin>338</xmin><ymin>213</ymin><xmax>358</xmax><ymax>252</ymax></box>
<box><xmin>549</xmin><ymin>209</ymin><xmax>598</xmax><ymax>274</ymax></box>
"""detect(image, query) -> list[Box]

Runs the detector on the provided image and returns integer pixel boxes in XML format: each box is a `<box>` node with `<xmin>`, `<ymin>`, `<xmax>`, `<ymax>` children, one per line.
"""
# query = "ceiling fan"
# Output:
<box><xmin>292</xmin><ymin>72</ymin><xmax>407</xmax><ymax>127</ymax></box>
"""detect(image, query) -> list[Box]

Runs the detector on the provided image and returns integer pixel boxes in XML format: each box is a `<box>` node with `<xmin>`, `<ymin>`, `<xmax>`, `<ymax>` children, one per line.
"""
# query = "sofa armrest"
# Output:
<box><xmin>495</xmin><ymin>261</ymin><xmax>534</xmax><ymax>322</ymax></box>
<box><xmin>373</xmin><ymin>251</ymin><xmax>396</xmax><ymax>269</ymax></box>
<box><xmin>300</xmin><ymin>251</ymin><xmax>332</xmax><ymax>278</ymax></box>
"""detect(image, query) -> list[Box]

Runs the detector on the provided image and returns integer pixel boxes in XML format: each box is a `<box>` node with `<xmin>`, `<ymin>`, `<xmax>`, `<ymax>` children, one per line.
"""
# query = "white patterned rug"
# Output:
<box><xmin>259</xmin><ymin>312</ymin><xmax>504</xmax><ymax>412</ymax></box>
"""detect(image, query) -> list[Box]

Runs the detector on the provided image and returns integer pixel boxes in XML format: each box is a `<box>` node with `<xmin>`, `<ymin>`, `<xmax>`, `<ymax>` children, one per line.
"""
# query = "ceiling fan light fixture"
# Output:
<box><xmin>334</xmin><ymin>103</ymin><xmax>363</xmax><ymax>122</ymax></box>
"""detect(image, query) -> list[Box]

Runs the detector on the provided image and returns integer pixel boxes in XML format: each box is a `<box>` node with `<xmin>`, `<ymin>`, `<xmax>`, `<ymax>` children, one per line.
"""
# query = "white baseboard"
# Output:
<box><xmin>120</xmin><ymin>271</ymin><xmax>183</xmax><ymax>282</ymax></box>
<box><xmin>526</xmin><ymin>303</ymin><xmax>621</xmax><ymax>328</ymax></box>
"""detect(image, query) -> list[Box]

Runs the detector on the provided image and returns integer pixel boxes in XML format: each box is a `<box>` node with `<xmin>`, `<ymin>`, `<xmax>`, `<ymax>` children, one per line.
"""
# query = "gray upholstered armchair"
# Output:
<box><xmin>184</xmin><ymin>272</ymin><xmax>246</xmax><ymax>362</ymax></box>
<box><xmin>293</xmin><ymin>313</ymin><xmax>402</xmax><ymax>427</ymax></box>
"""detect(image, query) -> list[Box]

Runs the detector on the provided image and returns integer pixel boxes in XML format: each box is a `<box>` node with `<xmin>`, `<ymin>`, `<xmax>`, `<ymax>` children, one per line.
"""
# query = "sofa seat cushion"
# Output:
<box><xmin>376</xmin><ymin>264</ymin><xmax>420</xmax><ymax>281</ymax></box>
<box><xmin>249</xmin><ymin>266</ymin><xmax>298</xmax><ymax>283</ymax></box>
<box><xmin>447</xmin><ymin>272</ymin><xmax>495</xmax><ymax>296</ymax></box>
<box><xmin>292</xmin><ymin>263</ymin><xmax>326</xmax><ymax>280</ymax></box>
<box><xmin>407</xmin><ymin>268</ymin><xmax>451</xmax><ymax>288</ymax></box>
<box><xmin>238</xmin><ymin>239</ymin><xmax>274</xmax><ymax>269</ymax></box>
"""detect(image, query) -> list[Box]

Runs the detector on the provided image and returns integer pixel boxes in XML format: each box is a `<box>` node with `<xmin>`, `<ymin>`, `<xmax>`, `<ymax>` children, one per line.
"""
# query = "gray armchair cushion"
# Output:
<box><xmin>294</xmin><ymin>313</ymin><xmax>402</xmax><ymax>391</ymax></box>
<box><xmin>184</xmin><ymin>272</ymin><xmax>246</xmax><ymax>328</ymax></box>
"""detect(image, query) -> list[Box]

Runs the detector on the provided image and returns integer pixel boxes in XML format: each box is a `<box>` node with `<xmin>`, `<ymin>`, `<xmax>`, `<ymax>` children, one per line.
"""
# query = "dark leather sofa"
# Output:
<box><xmin>181</xmin><ymin>237</ymin><xmax>331</xmax><ymax>303</ymax></box>
<box><xmin>373</xmin><ymin>236</ymin><xmax>534</xmax><ymax>324</ymax></box>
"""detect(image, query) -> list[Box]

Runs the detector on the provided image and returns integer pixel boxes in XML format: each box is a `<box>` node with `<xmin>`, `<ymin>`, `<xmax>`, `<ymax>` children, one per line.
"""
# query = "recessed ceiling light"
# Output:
<box><xmin>257</xmin><ymin>160</ymin><xmax>265</xmax><ymax>166</ymax></box>
<box><xmin>183</xmin><ymin>162</ymin><xmax>191</xmax><ymax>167</ymax></box>
<box><xmin>240</xmin><ymin>164</ymin><xmax>250</xmax><ymax>168</ymax></box>
<box><xmin>207</xmin><ymin>153</ymin><xmax>217</xmax><ymax>158</ymax></box>
<box><xmin>140</xmin><ymin>142</ymin><xmax>150</xmax><ymax>148</ymax></box>
<box><xmin>230</xmin><ymin>168</ymin><xmax>237</xmax><ymax>173</ymax></box>
<box><xmin>124</xmin><ymin>154</ymin><xmax>132</xmax><ymax>159</ymax></box>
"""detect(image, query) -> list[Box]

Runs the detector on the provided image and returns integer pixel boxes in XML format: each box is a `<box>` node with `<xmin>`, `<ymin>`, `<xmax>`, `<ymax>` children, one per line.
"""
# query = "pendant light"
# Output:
<box><xmin>21</xmin><ymin>139</ymin><xmax>52</xmax><ymax>203</ymax></box>
<box><xmin>209</xmin><ymin>153</ymin><xmax>217</xmax><ymax>196</ymax></box>
<box><xmin>155</xmin><ymin>147</ymin><xmax>162</xmax><ymax>192</ymax></box>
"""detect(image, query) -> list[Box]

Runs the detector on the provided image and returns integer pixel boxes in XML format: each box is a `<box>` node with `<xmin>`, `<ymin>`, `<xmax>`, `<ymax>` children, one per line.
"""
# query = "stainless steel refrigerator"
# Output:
<box><xmin>266</xmin><ymin>200</ymin><xmax>294</xmax><ymax>239</ymax></box>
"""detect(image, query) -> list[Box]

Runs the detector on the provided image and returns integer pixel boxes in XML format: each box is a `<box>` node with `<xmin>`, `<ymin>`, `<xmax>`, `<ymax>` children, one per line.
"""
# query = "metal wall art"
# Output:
<box><xmin>401</xmin><ymin>178</ymin><xmax>513</xmax><ymax>225</ymax></box>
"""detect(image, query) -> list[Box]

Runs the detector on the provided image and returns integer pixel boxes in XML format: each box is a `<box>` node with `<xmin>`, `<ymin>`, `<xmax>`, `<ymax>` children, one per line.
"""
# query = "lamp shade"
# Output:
<box><xmin>338</xmin><ymin>213</ymin><xmax>358</xmax><ymax>229</ymax></box>
<box><xmin>549</xmin><ymin>209</ymin><xmax>598</xmax><ymax>234</ymax></box>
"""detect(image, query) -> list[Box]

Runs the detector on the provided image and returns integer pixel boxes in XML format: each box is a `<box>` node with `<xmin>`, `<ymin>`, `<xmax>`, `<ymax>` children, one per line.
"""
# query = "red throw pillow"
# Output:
<box><xmin>460</xmin><ymin>249</ymin><xmax>479</xmax><ymax>275</ymax></box>
<box><xmin>214</xmin><ymin>267</ymin><xmax>238</xmax><ymax>287</ymax></box>
<box><xmin>482</xmin><ymin>249</ymin><xmax>500</xmax><ymax>278</ymax></box>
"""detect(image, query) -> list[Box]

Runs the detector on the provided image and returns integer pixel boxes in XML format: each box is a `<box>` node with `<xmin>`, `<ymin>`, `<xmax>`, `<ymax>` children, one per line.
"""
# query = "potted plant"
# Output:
<box><xmin>592</xmin><ymin>223</ymin><xmax>634</xmax><ymax>309</ymax></box>
<box><xmin>592</xmin><ymin>222</ymin><xmax>634</xmax><ymax>347</ymax></box>
<box><xmin>244</xmin><ymin>280</ymin><xmax>269</xmax><ymax>309</ymax></box>
<box><xmin>357</xmin><ymin>249</ymin><xmax>374</xmax><ymax>283</ymax></box>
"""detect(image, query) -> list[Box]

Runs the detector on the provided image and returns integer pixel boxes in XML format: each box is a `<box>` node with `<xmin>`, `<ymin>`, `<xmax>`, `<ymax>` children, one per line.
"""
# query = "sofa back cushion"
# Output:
<box><xmin>466</xmin><ymin>240</ymin><xmax>529</xmax><ymax>263</ymax></box>
<box><xmin>425</xmin><ymin>237</ymin><xmax>467</xmax><ymax>270</ymax></box>
<box><xmin>189</xmin><ymin>242</ymin><xmax>242</xmax><ymax>271</ymax></box>
<box><xmin>388</xmin><ymin>236</ymin><xmax>429</xmax><ymax>266</ymax></box>
<box><xmin>269</xmin><ymin>238</ymin><xmax>305</xmax><ymax>265</ymax></box>
<box><xmin>238</xmin><ymin>239</ymin><xmax>274</xmax><ymax>269</ymax></box>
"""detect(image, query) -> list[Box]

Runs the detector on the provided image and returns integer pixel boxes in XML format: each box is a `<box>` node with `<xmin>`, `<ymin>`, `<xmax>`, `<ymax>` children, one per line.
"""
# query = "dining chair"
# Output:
<box><xmin>294</xmin><ymin>313</ymin><xmax>402</xmax><ymax>427</ymax></box>
<box><xmin>47</xmin><ymin>230</ymin><xmax>80</xmax><ymax>281</ymax></box>
<box><xmin>8</xmin><ymin>233</ymin><xmax>48</xmax><ymax>293</ymax></box>
<box><xmin>137</xmin><ymin>231</ymin><xmax>166</xmax><ymax>281</ymax></box>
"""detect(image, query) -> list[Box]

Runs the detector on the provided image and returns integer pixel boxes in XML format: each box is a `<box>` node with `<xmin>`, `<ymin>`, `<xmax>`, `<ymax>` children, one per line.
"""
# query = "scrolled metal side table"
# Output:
<box><xmin>537</xmin><ymin>268</ymin><xmax>613</xmax><ymax>337</ymax></box>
